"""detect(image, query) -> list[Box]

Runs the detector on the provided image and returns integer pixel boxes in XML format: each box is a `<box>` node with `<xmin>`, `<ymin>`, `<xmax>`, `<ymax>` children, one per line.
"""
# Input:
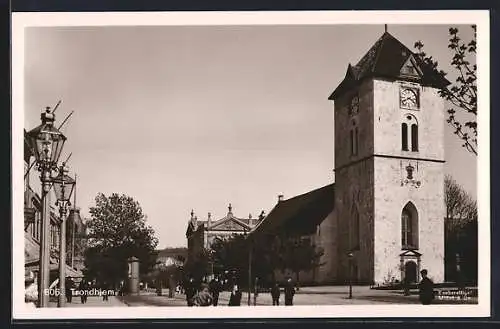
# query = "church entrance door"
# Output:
<box><xmin>404</xmin><ymin>261</ymin><xmax>417</xmax><ymax>283</ymax></box>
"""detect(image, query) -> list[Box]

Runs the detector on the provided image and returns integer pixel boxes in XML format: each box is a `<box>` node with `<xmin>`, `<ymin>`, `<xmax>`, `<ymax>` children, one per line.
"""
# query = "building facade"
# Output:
<box><xmin>186</xmin><ymin>204</ymin><xmax>264</xmax><ymax>268</ymax></box>
<box><xmin>156</xmin><ymin>247</ymin><xmax>188</xmax><ymax>267</ymax></box>
<box><xmin>252</xmin><ymin>31</ymin><xmax>448</xmax><ymax>286</ymax></box>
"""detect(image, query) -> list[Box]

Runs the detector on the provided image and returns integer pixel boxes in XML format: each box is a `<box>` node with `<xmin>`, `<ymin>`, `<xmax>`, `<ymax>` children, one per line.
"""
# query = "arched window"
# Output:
<box><xmin>401</xmin><ymin>202</ymin><xmax>419</xmax><ymax>250</ymax></box>
<box><xmin>401</xmin><ymin>123</ymin><xmax>408</xmax><ymax>151</ymax></box>
<box><xmin>402</xmin><ymin>115</ymin><xmax>419</xmax><ymax>152</ymax></box>
<box><xmin>411</xmin><ymin>124</ymin><xmax>419</xmax><ymax>151</ymax></box>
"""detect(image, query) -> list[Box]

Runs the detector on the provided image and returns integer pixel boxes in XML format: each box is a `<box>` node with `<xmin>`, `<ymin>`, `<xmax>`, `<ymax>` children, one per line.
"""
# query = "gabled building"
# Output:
<box><xmin>251</xmin><ymin>185</ymin><xmax>335</xmax><ymax>284</ymax></box>
<box><xmin>186</xmin><ymin>204</ymin><xmax>265</xmax><ymax>266</ymax></box>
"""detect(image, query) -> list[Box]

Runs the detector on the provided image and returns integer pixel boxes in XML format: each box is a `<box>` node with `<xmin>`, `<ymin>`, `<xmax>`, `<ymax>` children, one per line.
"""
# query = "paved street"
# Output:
<box><xmin>43</xmin><ymin>286</ymin><xmax>477</xmax><ymax>307</ymax></box>
<box><xmin>119</xmin><ymin>286</ymin><xmax>477</xmax><ymax>307</ymax></box>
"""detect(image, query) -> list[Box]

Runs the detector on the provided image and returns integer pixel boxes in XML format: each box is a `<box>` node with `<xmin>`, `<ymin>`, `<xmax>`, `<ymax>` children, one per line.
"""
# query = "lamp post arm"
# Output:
<box><xmin>24</xmin><ymin>161</ymin><xmax>36</xmax><ymax>179</ymax></box>
<box><xmin>52</xmin><ymin>100</ymin><xmax>62</xmax><ymax>114</ymax></box>
<box><xmin>57</xmin><ymin>111</ymin><xmax>74</xmax><ymax>131</ymax></box>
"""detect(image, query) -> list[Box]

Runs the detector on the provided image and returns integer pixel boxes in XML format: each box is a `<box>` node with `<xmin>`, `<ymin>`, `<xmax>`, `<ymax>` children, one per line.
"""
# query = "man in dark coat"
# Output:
<box><xmin>101</xmin><ymin>280</ymin><xmax>109</xmax><ymax>301</ymax></box>
<box><xmin>284</xmin><ymin>277</ymin><xmax>296</xmax><ymax>306</ymax></box>
<box><xmin>185</xmin><ymin>278</ymin><xmax>196</xmax><ymax>306</ymax></box>
<box><xmin>228</xmin><ymin>284</ymin><xmax>242</xmax><ymax>306</ymax></box>
<box><xmin>271</xmin><ymin>281</ymin><xmax>280</xmax><ymax>306</ymax></box>
<box><xmin>209</xmin><ymin>277</ymin><xmax>222</xmax><ymax>306</ymax></box>
<box><xmin>65</xmin><ymin>277</ymin><xmax>74</xmax><ymax>303</ymax></box>
<box><xmin>78</xmin><ymin>280</ymin><xmax>89</xmax><ymax>304</ymax></box>
<box><xmin>418</xmin><ymin>269</ymin><xmax>435</xmax><ymax>305</ymax></box>
<box><xmin>403</xmin><ymin>276</ymin><xmax>411</xmax><ymax>296</ymax></box>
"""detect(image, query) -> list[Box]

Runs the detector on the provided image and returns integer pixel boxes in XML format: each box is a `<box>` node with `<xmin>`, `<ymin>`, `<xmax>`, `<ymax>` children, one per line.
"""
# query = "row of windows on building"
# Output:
<box><xmin>349</xmin><ymin>116</ymin><xmax>419</xmax><ymax>156</ymax></box>
<box><xmin>346</xmin><ymin>201</ymin><xmax>418</xmax><ymax>251</ymax></box>
<box><xmin>29</xmin><ymin>213</ymin><xmax>60</xmax><ymax>250</ymax></box>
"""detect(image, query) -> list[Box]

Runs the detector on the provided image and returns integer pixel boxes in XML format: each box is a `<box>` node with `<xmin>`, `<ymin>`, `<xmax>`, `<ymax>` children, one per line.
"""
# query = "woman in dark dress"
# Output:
<box><xmin>271</xmin><ymin>282</ymin><xmax>280</xmax><ymax>306</ymax></box>
<box><xmin>284</xmin><ymin>278</ymin><xmax>296</xmax><ymax>306</ymax></box>
<box><xmin>228</xmin><ymin>284</ymin><xmax>242</xmax><ymax>306</ymax></box>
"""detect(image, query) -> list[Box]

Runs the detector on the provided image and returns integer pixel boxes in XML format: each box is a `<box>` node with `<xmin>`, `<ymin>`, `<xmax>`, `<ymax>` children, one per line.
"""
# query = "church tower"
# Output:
<box><xmin>328</xmin><ymin>31</ymin><xmax>449</xmax><ymax>285</ymax></box>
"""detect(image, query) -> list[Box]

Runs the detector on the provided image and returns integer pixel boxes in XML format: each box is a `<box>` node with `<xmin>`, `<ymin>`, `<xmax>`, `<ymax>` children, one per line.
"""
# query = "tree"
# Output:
<box><xmin>84</xmin><ymin>193</ymin><xmax>159</xmax><ymax>288</ymax></box>
<box><xmin>414</xmin><ymin>26</ymin><xmax>477</xmax><ymax>155</ymax></box>
<box><xmin>445</xmin><ymin>174</ymin><xmax>478</xmax><ymax>226</ymax></box>
<box><xmin>444</xmin><ymin>175</ymin><xmax>478</xmax><ymax>284</ymax></box>
<box><xmin>277</xmin><ymin>234</ymin><xmax>324</xmax><ymax>285</ymax></box>
<box><xmin>210</xmin><ymin>232</ymin><xmax>324</xmax><ymax>288</ymax></box>
<box><xmin>184</xmin><ymin>248</ymin><xmax>210</xmax><ymax>283</ymax></box>
<box><xmin>211</xmin><ymin>234</ymin><xmax>248</xmax><ymax>281</ymax></box>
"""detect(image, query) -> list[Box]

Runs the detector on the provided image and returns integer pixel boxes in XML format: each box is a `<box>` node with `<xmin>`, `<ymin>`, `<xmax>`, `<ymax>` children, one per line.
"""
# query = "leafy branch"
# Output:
<box><xmin>414</xmin><ymin>25</ymin><xmax>477</xmax><ymax>155</ymax></box>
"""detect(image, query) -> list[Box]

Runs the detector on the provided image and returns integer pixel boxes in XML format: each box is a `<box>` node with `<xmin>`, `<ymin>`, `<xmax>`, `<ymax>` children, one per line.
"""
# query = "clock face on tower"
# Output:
<box><xmin>400</xmin><ymin>87</ymin><xmax>419</xmax><ymax>109</ymax></box>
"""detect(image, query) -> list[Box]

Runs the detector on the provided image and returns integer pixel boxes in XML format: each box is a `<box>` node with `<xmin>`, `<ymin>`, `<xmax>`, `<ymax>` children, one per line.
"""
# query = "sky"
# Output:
<box><xmin>24</xmin><ymin>24</ymin><xmax>477</xmax><ymax>249</ymax></box>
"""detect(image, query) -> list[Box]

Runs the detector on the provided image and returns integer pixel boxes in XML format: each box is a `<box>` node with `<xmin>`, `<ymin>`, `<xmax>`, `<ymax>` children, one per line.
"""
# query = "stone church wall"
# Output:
<box><xmin>372</xmin><ymin>79</ymin><xmax>445</xmax><ymax>285</ymax></box>
<box><xmin>334</xmin><ymin>159</ymin><xmax>375</xmax><ymax>284</ymax></box>
<box><xmin>333</xmin><ymin>79</ymin><xmax>376</xmax><ymax>284</ymax></box>
<box><xmin>373</xmin><ymin>158</ymin><xmax>445</xmax><ymax>284</ymax></box>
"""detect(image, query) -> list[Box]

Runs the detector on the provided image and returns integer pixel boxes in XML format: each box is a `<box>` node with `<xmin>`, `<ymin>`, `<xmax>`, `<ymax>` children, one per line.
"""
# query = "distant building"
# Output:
<box><xmin>156</xmin><ymin>247</ymin><xmax>188</xmax><ymax>267</ymax></box>
<box><xmin>185</xmin><ymin>204</ymin><xmax>265</xmax><ymax>268</ymax></box>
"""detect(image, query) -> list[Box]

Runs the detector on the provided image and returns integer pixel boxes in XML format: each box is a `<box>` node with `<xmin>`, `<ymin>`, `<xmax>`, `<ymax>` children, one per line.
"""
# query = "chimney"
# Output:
<box><xmin>207</xmin><ymin>212</ymin><xmax>212</xmax><ymax>228</ymax></box>
<box><xmin>249</xmin><ymin>213</ymin><xmax>253</xmax><ymax>226</ymax></box>
<box><xmin>259</xmin><ymin>210</ymin><xmax>266</xmax><ymax>221</ymax></box>
<box><xmin>278</xmin><ymin>194</ymin><xmax>284</xmax><ymax>202</ymax></box>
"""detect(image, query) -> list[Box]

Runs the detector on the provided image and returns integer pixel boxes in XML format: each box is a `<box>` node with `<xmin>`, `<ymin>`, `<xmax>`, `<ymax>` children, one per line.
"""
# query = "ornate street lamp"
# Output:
<box><xmin>26</xmin><ymin>107</ymin><xmax>67</xmax><ymax>307</ymax></box>
<box><xmin>52</xmin><ymin>164</ymin><xmax>76</xmax><ymax>307</ymax></box>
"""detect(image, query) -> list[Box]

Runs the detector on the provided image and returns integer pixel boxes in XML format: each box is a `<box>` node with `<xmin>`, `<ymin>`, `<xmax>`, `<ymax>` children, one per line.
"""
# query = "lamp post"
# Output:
<box><xmin>248</xmin><ymin>245</ymin><xmax>252</xmax><ymax>306</ymax></box>
<box><xmin>210</xmin><ymin>249</ymin><xmax>215</xmax><ymax>280</ymax></box>
<box><xmin>26</xmin><ymin>107</ymin><xmax>67</xmax><ymax>307</ymax></box>
<box><xmin>244</xmin><ymin>229</ymin><xmax>252</xmax><ymax>306</ymax></box>
<box><xmin>347</xmin><ymin>252</ymin><xmax>354</xmax><ymax>299</ymax></box>
<box><xmin>52</xmin><ymin>164</ymin><xmax>76</xmax><ymax>307</ymax></box>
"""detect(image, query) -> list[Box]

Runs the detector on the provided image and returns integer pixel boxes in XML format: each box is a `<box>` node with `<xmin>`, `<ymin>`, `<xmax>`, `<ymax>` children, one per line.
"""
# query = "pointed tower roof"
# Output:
<box><xmin>329</xmin><ymin>32</ymin><xmax>450</xmax><ymax>100</ymax></box>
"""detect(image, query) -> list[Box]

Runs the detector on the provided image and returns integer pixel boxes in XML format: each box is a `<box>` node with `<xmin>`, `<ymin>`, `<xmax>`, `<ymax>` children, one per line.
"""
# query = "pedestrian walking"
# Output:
<box><xmin>228</xmin><ymin>284</ymin><xmax>242</xmax><ymax>306</ymax></box>
<box><xmin>271</xmin><ymin>281</ymin><xmax>280</xmax><ymax>306</ymax></box>
<box><xmin>209</xmin><ymin>276</ymin><xmax>222</xmax><ymax>306</ymax></box>
<box><xmin>101</xmin><ymin>281</ymin><xmax>109</xmax><ymax>301</ymax></box>
<box><xmin>418</xmin><ymin>269</ymin><xmax>435</xmax><ymax>305</ymax></box>
<box><xmin>168</xmin><ymin>275</ymin><xmax>175</xmax><ymax>298</ymax></box>
<box><xmin>185</xmin><ymin>277</ymin><xmax>196</xmax><ymax>307</ymax></box>
<box><xmin>284</xmin><ymin>277</ymin><xmax>296</xmax><ymax>306</ymax></box>
<box><xmin>65</xmin><ymin>276</ymin><xmax>74</xmax><ymax>303</ymax></box>
<box><xmin>192</xmin><ymin>283</ymin><xmax>213</xmax><ymax>306</ymax></box>
<box><xmin>78</xmin><ymin>280</ymin><xmax>89</xmax><ymax>304</ymax></box>
<box><xmin>403</xmin><ymin>276</ymin><xmax>410</xmax><ymax>296</ymax></box>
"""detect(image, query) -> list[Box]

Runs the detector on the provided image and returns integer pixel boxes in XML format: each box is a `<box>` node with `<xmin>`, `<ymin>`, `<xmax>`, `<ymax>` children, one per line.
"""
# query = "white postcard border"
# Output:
<box><xmin>12</xmin><ymin>10</ymin><xmax>490</xmax><ymax>319</ymax></box>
